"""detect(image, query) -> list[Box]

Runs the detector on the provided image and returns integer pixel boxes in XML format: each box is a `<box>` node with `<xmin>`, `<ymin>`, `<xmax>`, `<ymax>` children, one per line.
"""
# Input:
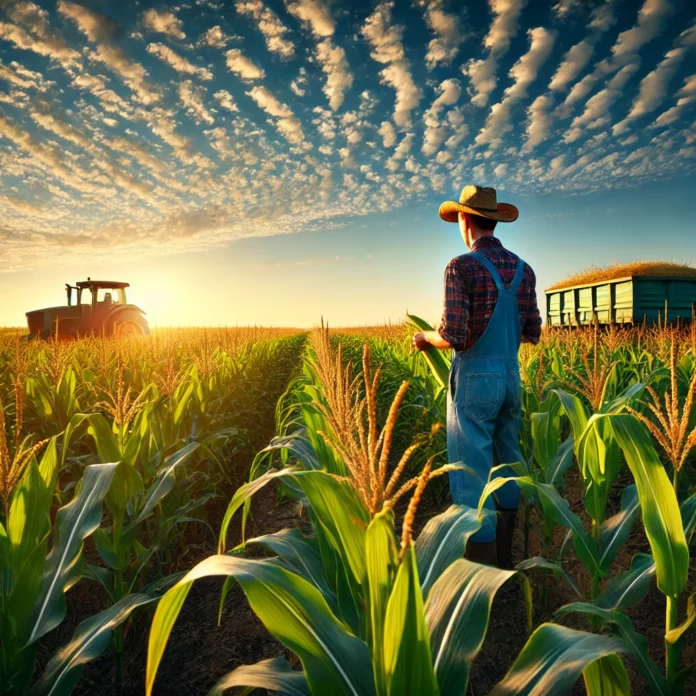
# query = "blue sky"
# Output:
<box><xmin>0</xmin><ymin>0</ymin><xmax>695</xmax><ymax>326</ymax></box>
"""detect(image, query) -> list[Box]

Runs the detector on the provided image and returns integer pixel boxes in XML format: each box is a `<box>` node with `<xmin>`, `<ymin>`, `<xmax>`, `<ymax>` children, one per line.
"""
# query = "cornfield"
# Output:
<box><xmin>1</xmin><ymin>320</ymin><xmax>695</xmax><ymax>695</ymax></box>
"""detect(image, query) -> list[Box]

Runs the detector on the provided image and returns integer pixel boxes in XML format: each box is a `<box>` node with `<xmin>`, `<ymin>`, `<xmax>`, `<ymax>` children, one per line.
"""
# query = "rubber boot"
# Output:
<box><xmin>496</xmin><ymin>508</ymin><xmax>518</xmax><ymax>570</ymax></box>
<box><xmin>465</xmin><ymin>539</ymin><xmax>498</xmax><ymax>566</ymax></box>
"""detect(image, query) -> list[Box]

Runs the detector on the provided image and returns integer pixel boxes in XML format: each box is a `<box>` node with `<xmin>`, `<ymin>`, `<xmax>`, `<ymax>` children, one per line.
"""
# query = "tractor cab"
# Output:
<box><xmin>26</xmin><ymin>278</ymin><xmax>149</xmax><ymax>339</ymax></box>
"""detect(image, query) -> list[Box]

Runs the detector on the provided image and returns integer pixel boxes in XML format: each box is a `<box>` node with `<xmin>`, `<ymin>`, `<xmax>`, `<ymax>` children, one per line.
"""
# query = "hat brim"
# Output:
<box><xmin>438</xmin><ymin>200</ymin><xmax>519</xmax><ymax>223</ymax></box>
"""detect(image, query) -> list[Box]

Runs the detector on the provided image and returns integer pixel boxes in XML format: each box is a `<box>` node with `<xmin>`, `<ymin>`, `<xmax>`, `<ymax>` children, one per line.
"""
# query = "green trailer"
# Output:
<box><xmin>545</xmin><ymin>275</ymin><xmax>696</xmax><ymax>327</ymax></box>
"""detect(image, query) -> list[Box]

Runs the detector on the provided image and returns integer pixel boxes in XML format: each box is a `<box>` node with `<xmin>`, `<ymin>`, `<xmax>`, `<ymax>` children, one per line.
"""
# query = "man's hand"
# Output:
<box><xmin>412</xmin><ymin>332</ymin><xmax>429</xmax><ymax>351</ymax></box>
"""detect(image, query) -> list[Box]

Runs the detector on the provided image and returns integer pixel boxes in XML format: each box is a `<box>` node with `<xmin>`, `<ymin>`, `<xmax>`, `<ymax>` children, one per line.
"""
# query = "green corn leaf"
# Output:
<box><xmin>207</xmin><ymin>657</ymin><xmax>310</xmax><ymax>696</ymax></box>
<box><xmin>27</xmin><ymin>462</ymin><xmax>119</xmax><ymax>645</ymax></box>
<box><xmin>595</xmin><ymin>553</ymin><xmax>656</xmax><ymax>612</ymax></box>
<box><xmin>382</xmin><ymin>543</ymin><xmax>439</xmax><ymax>696</ymax></box>
<box><xmin>84</xmin><ymin>413</ymin><xmax>121</xmax><ymax>462</ymax></box>
<box><xmin>531</xmin><ymin>399</ymin><xmax>561</xmax><ymax>471</ymax></box>
<box><xmin>92</xmin><ymin>528</ymin><xmax>124</xmax><ymax>570</ymax></box>
<box><xmin>491</xmin><ymin>623</ymin><xmax>626</xmax><ymax>696</ymax></box>
<box><xmin>555</xmin><ymin>603</ymin><xmax>668</xmax><ymax>695</ymax></box>
<box><xmin>416</xmin><ymin>505</ymin><xmax>481</xmax><ymax>599</ymax></box>
<box><xmin>8</xmin><ymin>438</ymin><xmax>59</xmax><ymax>566</ymax></box>
<box><xmin>173</xmin><ymin>382</ymin><xmax>194</xmax><ymax>426</ymax></box>
<box><xmin>577</xmin><ymin>415</ymin><xmax>623</xmax><ymax>523</ymax></box>
<box><xmin>406</xmin><ymin>314</ymin><xmax>450</xmax><ymax>390</ymax></box>
<box><xmin>291</xmin><ymin>471</ymin><xmax>369</xmax><ymax>590</ymax></box>
<box><xmin>606</xmin><ymin>414</ymin><xmax>689</xmax><ymax>597</ymax></box>
<box><xmin>104</xmin><ymin>460</ymin><xmax>143</xmax><ymax>520</ymax></box>
<box><xmin>425</xmin><ymin>559</ymin><xmax>526</xmax><ymax>696</ymax></box>
<box><xmin>129</xmin><ymin>441</ymin><xmax>200</xmax><ymax>529</ymax></box>
<box><xmin>365</xmin><ymin>510</ymin><xmax>397</xmax><ymax>695</ymax></box>
<box><xmin>32</xmin><ymin>573</ymin><xmax>184</xmax><ymax>696</ymax></box>
<box><xmin>515</xmin><ymin>557</ymin><xmax>583</xmax><ymax>599</ymax></box>
<box><xmin>545</xmin><ymin>435</ymin><xmax>574</xmax><ymax>488</ymax></box>
<box><xmin>680</xmin><ymin>493</ymin><xmax>696</xmax><ymax>542</ymax></box>
<box><xmin>599</xmin><ymin>484</ymin><xmax>639</xmax><ymax>572</ymax></box>
<box><xmin>666</xmin><ymin>594</ymin><xmax>696</xmax><ymax>644</ymax></box>
<box><xmin>242</xmin><ymin>528</ymin><xmax>336</xmax><ymax>607</ymax></box>
<box><xmin>478</xmin><ymin>477</ymin><xmax>600</xmax><ymax>577</ymax></box>
<box><xmin>218</xmin><ymin>467</ymin><xmax>297</xmax><ymax>553</ymax></box>
<box><xmin>582</xmin><ymin>654</ymin><xmax>631</xmax><ymax>696</ymax></box>
<box><xmin>551</xmin><ymin>389</ymin><xmax>589</xmax><ymax>443</ymax></box>
<box><xmin>146</xmin><ymin>555</ymin><xmax>375</xmax><ymax>696</ymax></box>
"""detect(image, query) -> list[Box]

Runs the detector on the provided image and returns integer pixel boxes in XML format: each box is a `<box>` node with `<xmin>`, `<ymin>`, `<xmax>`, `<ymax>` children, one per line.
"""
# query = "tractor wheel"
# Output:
<box><xmin>113</xmin><ymin>315</ymin><xmax>149</xmax><ymax>337</ymax></box>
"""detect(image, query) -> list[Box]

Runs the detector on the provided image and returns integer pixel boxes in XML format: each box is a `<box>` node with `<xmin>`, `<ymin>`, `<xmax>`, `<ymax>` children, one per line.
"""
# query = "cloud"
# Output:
<box><xmin>141</xmin><ymin>8</ymin><xmax>185</xmax><ymax>40</ymax></box>
<box><xmin>31</xmin><ymin>104</ymin><xmax>93</xmax><ymax>151</ymax></box>
<box><xmin>613</xmin><ymin>23</ymin><xmax>696</xmax><ymax>134</ymax></box>
<box><xmin>1</xmin><ymin>194</ymin><xmax>44</xmax><ymax>216</ymax></box>
<box><xmin>198</xmin><ymin>25</ymin><xmax>234</xmax><ymax>48</ymax></box>
<box><xmin>558</xmin><ymin>0</ymin><xmax>670</xmax><ymax>119</ymax></box>
<box><xmin>422</xmin><ymin>78</ymin><xmax>461</xmax><ymax>155</ymax></box>
<box><xmin>145</xmin><ymin>108</ymin><xmax>195</xmax><ymax>163</ymax></box>
<box><xmin>291</xmin><ymin>68</ymin><xmax>308</xmax><ymax>96</ymax></box>
<box><xmin>464</xmin><ymin>0</ymin><xmax>526</xmax><ymax>107</ymax></box>
<box><xmin>522</xmin><ymin>94</ymin><xmax>554</xmax><ymax>151</ymax></box>
<box><xmin>552</xmin><ymin>0</ymin><xmax>582</xmax><ymax>18</ymax></box>
<box><xmin>108</xmin><ymin>136</ymin><xmax>167</xmax><ymax>174</ymax></box>
<box><xmin>549</xmin><ymin>40</ymin><xmax>594</xmax><ymax>92</ymax></box>
<box><xmin>147</xmin><ymin>42</ymin><xmax>213</xmax><ymax>80</ymax></box>
<box><xmin>589</xmin><ymin>1</ymin><xmax>618</xmax><ymax>32</ymax></box>
<box><xmin>0</xmin><ymin>1</ymin><xmax>81</xmax><ymax>69</ymax></box>
<box><xmin>179</xmin><ymin>80</ymin><xmax>215</xmax><ymax>125</ymax></box>
<box><xmin>0</xmin><ymin>113</ymin><xmax>96</xmax><ymax>193</ymax></box>
<box><xmin>414</xmin><ymin>0</ymin><xmax>465</xmax><ymax>70</ymax></box>
<box><xmin>225</xmin><ymin>48</ymin><xmax>265</xmax><ymax>80</ymax></box>
<box><xmin>477</xmin><ymin>27</ymin><xmax>556</xmax><ymax>149</ymax></box>
<box><xmin>285</xmin><ymin>0</ymin><xmax>335</xmax><ymax>37</ymax></box>
<box><xmin>246</xmin><ymin>85</ymin><xmax>305</xmax><ymax>144</ymax></box>
<box><xmin>0</xmin><ymin>59</ymin><xmax>42</xmax><ymax>88</ymax></box>
<box><xmin>236</xmin><ymin>0</ymin><xmax>295</xmax><ymax>58</ymax></box>
<box><xmin>653</xmin><ymin>74</ymin><xmax>696</xmax><ymax>127</ymax></box>
<box><xmin>378</xmin><ymin>121</ymin><xmax>397</xmax><ymax>147</ymax></box>
<box><xmin>0</xmin><ymin>21</ymin><xmax>81</xmax><ymax>69</ymax></box>
<box><xmin>214</xmin><ymin>89</ymin><xmax>239</xmax><ymax>112</ymax></box>
<box><xmin>284</xmin><ymin>1</ymin><xmax>350</xmax><ymax>111</ymax></box>
<box><xmin>57</xmin><ymin>1</ymin><xmax>160</xmax><ymax>105</ymax></box>
<box><xmin>315</xmin><ymin>39</ymin><xmax>352</xmax><ymax>110</ymax></box>
<box><xmin>362</xmin><ymin>1</ymin><xmax>422</xmax><ymax>128</ymax></box>
<box><xmin>565</xmin><ymin>62</ymin><xmax>639</xmax><ymax>141</ymax></box>
<box><xmin>611</xmin><ymin>0</ymin><xmax>672</xmax><ymax>61</ymax></box>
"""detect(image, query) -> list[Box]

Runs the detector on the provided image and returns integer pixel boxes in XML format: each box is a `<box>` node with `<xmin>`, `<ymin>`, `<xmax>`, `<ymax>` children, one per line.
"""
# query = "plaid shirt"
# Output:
<box><xmin>438</xmin><ymin>236</ymin><xmax>542</xmax><ymax>352</ymax></box>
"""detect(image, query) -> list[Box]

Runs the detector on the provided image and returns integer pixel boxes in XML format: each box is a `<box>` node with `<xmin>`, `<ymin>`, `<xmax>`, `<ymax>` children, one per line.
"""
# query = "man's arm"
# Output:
<box><xmin>521</xmin><ymin>267</ymin><xmax>542</xmax><ymax>344</ymax></box>
<box><xmin>413</xmin><ymin>258</ymin><xmax>468</xmax><ymax>352</ymax></box>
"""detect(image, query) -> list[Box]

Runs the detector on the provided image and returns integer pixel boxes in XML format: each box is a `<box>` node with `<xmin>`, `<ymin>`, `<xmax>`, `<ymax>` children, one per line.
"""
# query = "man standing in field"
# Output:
<box><xmin>412</xmin><ymin>185</ymin><xmax>541</xmax><ymax>568</ymax></box>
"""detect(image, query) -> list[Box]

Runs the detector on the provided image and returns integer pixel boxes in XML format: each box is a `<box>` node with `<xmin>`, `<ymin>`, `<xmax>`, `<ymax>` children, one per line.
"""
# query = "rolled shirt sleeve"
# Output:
<box><xmin>438</xmin><ymin>258</ymin><xmax>469</xmax><ymax>347</ymax></box>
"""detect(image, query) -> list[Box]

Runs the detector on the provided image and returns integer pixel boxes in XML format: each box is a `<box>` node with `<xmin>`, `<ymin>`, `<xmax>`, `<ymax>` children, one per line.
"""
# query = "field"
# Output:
<box><xmin>1</xmin><ymin>321</ymin><xmax>695</xmax><ymax>696</ymax></box>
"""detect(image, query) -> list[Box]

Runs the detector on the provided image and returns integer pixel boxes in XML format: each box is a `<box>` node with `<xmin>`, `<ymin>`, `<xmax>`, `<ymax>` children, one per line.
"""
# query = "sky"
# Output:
<box><xmin>0</xmin><ymin>0</ymin><xmax>695</xmax><ymax>327</ymax></box>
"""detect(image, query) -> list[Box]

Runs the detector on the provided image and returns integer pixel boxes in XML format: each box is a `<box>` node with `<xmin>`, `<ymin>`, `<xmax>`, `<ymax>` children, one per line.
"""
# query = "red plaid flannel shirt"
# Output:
<box><xmin>438</xmin><ymin>236</ymin><xmax>542</xmax><ymax>352</ymax></box>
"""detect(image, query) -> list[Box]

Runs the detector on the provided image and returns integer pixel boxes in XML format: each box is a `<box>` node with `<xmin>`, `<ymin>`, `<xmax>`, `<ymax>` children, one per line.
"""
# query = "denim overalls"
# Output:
<box><xmin>447</xmin><ymin>251</ymin><xmax>525</xmax><ymax>543</ymax></box>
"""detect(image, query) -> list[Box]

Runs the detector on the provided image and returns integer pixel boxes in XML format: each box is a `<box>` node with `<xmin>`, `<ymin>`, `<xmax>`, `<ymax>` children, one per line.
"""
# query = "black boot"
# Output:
<box><xmin>496</xmin><ymin>508</ymin><xmax>518</xmax><ymax>570</ymax></box>
<box><xmin>465</xmin><ymin>539</ymin><xmax>498</xmax><ymax>566</ymax></box>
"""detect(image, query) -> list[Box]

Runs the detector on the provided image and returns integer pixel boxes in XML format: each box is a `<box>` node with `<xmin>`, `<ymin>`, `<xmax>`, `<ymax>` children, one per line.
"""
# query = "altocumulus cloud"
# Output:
<box><xmin>0</xmin><ymin>0</ymin><xmax>694</xmax><ymax>269</ymax></box>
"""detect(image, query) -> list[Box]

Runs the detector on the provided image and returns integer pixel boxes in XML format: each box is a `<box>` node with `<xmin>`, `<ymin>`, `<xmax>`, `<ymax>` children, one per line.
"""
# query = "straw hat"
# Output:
<box><xmin>439</xmin><ymin>185</ymin><xmax>519</xmax><ymax>223</ymax></box>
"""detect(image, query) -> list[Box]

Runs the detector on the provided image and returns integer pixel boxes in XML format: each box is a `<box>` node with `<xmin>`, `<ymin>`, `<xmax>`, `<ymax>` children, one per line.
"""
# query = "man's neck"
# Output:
<box><xmin>471</xmin><ymin>236</ymin><xmax>501</xmax><ymax>251</ymax></box>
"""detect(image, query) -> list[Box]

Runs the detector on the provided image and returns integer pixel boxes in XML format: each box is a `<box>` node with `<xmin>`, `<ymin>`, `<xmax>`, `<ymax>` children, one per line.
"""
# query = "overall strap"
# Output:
<box><xmin>507</xmin><ymin>258</ymin><xmax>526</xmax><ymax>295</ymax></box>
<box><xmin>469</xmin><ymin>252</ymin><xmax>503</xmax><ymax>291</ymax></box>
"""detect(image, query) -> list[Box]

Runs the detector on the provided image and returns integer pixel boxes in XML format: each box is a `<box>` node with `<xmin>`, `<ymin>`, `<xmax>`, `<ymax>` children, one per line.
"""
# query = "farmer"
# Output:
<box><xmin>412</xmin><ymin>185</ymin><xmax>541</xmax><ymax>568</ymax></box>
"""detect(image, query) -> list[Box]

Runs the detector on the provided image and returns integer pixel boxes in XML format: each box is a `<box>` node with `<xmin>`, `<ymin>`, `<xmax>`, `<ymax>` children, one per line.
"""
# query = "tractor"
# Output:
<box><xmin>26</xmin><ymin>278</ymin><xmax>149</xmax><ymax>339</ymax></box>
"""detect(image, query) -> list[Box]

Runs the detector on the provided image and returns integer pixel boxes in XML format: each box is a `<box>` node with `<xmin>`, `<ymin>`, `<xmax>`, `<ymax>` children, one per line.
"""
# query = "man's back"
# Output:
<box><xmin>438</xmin><ymin>236</ymin><xmax>541</xmax><ymax>352</ymax></box>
